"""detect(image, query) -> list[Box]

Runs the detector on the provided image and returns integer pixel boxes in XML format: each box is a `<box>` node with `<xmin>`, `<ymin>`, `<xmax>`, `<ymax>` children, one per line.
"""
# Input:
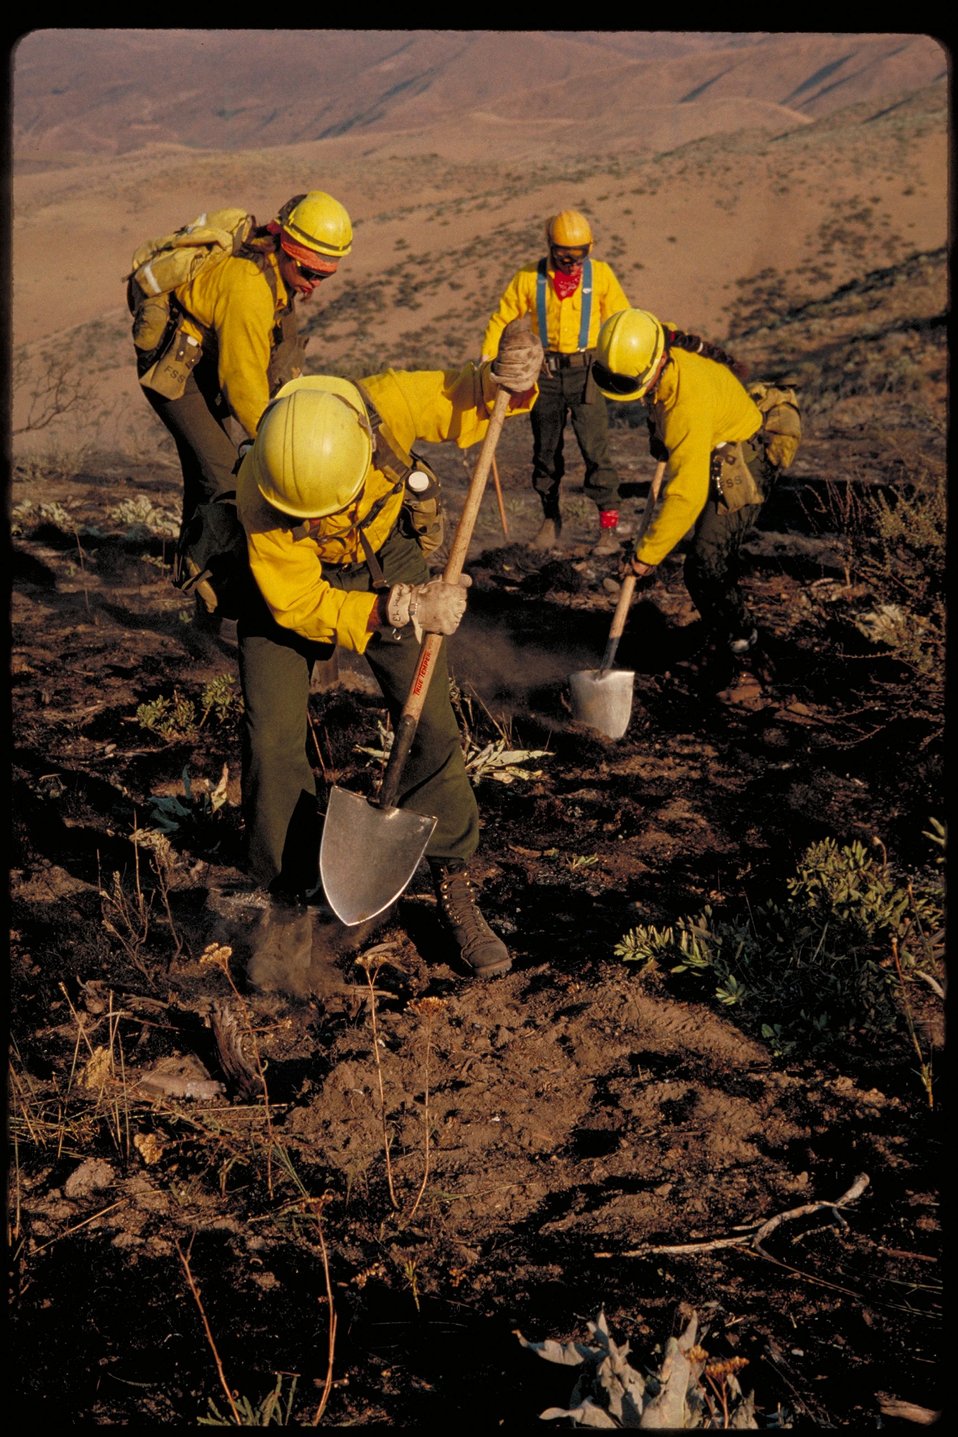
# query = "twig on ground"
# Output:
<box><xmin>596</xmin><ymin>1173</ymin><xmax>871</xmax><ymax>1259</ymax></box>
<box><xmin>177</xmin><ymin>1240</ymin><xmax>241</xmax><ymax>1425</ymax></box>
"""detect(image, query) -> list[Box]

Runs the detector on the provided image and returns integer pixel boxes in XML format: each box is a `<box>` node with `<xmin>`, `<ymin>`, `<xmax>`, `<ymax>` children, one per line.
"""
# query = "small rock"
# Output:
<box><xmin>64</xmin><ymin>1158</ymin><xmax>116</xmax><ymax>1198</ymax></box>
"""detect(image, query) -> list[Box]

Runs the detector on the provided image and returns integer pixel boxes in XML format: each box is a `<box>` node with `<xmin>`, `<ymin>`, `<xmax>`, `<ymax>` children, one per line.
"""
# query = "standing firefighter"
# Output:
<box><xmin>481</xmin><ymin>209</ymin><xmax>631</xmax><ymax>554</ymax></box>
<box><xmin>127</xmin><ymin>191</ymin><xmax>352</xmax><ymax>618</ymax></box>
<box><xmin>233</xmin><ymin>320</ymin><xmax>543</xmax><ymax>979</ymax></box>
<box><xmin>593</xmin><ymin>308</ymin><xmax>801</xmax><ymax>664</ymax></box>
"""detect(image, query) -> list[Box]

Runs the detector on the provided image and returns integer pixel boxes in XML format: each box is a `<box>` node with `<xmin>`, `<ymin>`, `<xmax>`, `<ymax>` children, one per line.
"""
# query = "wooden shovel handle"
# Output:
<box><xmin>598</xmin><ymin>575</ymin><xmax>636</xmax><ymax>672</ymax></box>
<box><xmin>442</xmin><ymin>385</ymin><xmax>511</xmax><ymax>584</ymax></box>
<box><xmin>597</xmin><ymin>460</ymin><xmax>666</xmax><ymax>675</ymax></box>
<box><xmin>379</xmin><ymin>385</ymin><xmax>512</xmax><ymax>809</ymax></box>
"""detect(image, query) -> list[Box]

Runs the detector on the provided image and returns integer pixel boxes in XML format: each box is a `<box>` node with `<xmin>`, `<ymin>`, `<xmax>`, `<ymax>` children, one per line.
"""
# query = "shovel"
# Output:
<box><xmin>320</xmin><ymin>386</ymin><xmax>512</xmax><ymax>927</ymax></box>
<box><xmin>568</xmin><ymin>460</ymin><xmax>666</xmax><ymax>739</ymax></box>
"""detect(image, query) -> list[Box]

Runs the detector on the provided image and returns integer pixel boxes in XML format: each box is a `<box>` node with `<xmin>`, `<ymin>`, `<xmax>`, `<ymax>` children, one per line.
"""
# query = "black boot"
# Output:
<box><xmin>430</xmin><ymin>860</ymin><xmax>512</xmax><ymax>979</ymax></box>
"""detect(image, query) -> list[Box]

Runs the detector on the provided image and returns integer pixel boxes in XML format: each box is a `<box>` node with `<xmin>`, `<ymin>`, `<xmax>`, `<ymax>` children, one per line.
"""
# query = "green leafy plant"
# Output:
<box><xmin>615</xmin><ymin>831</ymin><xmax>943</xmax><ymax>1060</ymax></box>
<box><xmin>137</xmin><ymin>691</ymin><xmax>200</xmax><ymax>742</ymax></box>
<box><xmin>136</xmin><ymin>676</ymin><xmax>243</xmax><ymax>742</ymax></box>
<box><xmin>199</xmin><ymin>673</ymin><xmax>244</xmax><ymax>725</ymax></box>
<box><xmin>358</xmin><ymin>689</ymin><xmax>549</xmax><ymax>785</ymax></box>
<box><xmin>450</xmin><ymin>681</ymin><xmax>550</xmax><ymax>783</ymax></box>
<box><xmin>11</xmin><ymin>499</ymin><xmax>80</xmax><ymax>534</ymax></box>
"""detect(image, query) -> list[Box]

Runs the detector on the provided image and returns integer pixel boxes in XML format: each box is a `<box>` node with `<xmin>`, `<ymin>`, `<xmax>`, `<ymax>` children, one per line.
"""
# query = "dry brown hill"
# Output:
<box><xmin>10</xmin><ymin>29</ymin><xmax>949</xmax><ymax>458</ymax></box>
<box><xmin>13</xmin><ymin>29</ymin><xmax>946</xmax><ymax>158</ymax></box>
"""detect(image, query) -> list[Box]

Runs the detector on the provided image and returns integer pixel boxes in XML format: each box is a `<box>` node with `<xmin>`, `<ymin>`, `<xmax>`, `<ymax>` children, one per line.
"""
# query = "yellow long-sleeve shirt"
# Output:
<box><xmin>237</xmin><ymin>364</ymin><xmax>535</xmax><ymax>654</ymax></box>
<box><xmin>175</xmin><ymin>251</ymin><xmax>289</xmax><ymax>438</ymax></box>
<box><xmin>638</xmin><ymin>349</ymin><xmax>763</xmax><ymax>568</ymax></box>
<box><xmin>481</xmin><ymin>258</ymin><xmax>629</xmax><ymax>359</ymax></box>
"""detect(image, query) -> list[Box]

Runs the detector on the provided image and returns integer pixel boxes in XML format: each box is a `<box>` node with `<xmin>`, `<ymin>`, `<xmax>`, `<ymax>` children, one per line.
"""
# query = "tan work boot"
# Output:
<box><xmin>532</xmin><ymin>515</ymin><xmax>562</xmax><ymax>550</ymax></box>
<box><xmin>431</xmin><ymin>861</ymin><xmax>512</xmax><ymax>979</ymax></box>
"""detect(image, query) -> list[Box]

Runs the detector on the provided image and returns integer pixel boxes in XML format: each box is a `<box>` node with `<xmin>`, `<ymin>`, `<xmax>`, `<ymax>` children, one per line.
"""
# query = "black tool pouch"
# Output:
<box><xmin>173</xmin><ymin>492</ymin><xmax>252</xmax><ymax>620</ymax></box>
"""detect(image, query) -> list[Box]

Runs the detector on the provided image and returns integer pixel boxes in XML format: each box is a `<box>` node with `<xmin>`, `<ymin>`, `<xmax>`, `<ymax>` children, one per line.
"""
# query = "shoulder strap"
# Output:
<box><xmin>535</xmin><ymin>258</ymin><xmax>549</xmax><ymax>347</ymax></box>
<box><xmin>578</xmin><ymin>258</ymin><xmax>593</xmax><ymax>349</ymax></box>
<box><xmin>355</xmin><ymin>382</ymin><xmax>417</xmax><ymax>490</ymax></box>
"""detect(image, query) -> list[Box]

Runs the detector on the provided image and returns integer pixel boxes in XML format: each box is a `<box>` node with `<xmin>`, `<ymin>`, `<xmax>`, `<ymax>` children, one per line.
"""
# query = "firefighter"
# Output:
<box><xmin>480</xmin><ymin>209</ymin><xmax>631</xmax><ymax>555</ymax></box>
<box><xmin>134</xmin><ymin>191</ymin><xmax>353</xmax><ymax>617</ymax></box>
<box><xmin>233</xmin><ymin>319</ymin><xmax>543</xmax><ymax>979</ymax></box>
<box><xmin>593</xmin><ymin>307</ymin><xmax>785</xmax><ymax>661</ymax></box>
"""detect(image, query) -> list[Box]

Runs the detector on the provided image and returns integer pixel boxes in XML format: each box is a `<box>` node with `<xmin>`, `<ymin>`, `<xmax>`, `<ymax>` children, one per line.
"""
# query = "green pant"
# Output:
<box><xmin>238</xmin><ymin>527</ymin><xmax>480</xmax><ymax>894</ymax></box>
<box><xmin>531</xmin><ymin>364</ymin><xmax>620</xmax><ymax>514</ymax></box>
<box><xmin>141</xmin><ymin>352</ymin><xmax>237</xmax><ymax>525</ymax></box>
<box><xmin>684</xmin><ymin>439</ymin><xmax>777</xmax><ymax>643</ymax></box>
<box><xmin>142</xmin><ymin>354</ymin><xmax>257</xmax><ymax>616</ymax></box>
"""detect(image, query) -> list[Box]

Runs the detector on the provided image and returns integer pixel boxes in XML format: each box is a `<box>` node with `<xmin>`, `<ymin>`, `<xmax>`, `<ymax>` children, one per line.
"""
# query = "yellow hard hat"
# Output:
<box><xmin>546</xmin><ymin>209</ymin><xmax>594</xmax><ymax>248</ymax></box>
<box><xmin>251</xmin><ymin>377</ymin><xmax>372</xmax><ymax>518</ymax></box>
<box><xmin>593</xmin><ymin>310</ymin><xmax>669</xmax><ymax>402</ymax></box>
<box><xmin>279</xmin><ymin>191</ymin><xmax>353</xmax><ymax>261</ymax></box>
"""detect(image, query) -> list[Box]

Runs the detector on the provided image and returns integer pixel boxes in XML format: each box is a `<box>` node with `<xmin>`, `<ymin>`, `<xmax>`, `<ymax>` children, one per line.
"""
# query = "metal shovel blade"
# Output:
<box><xmin>320</xmin><ymin>784</ymin><xmax>438</xmax><ymax>927</ymax></box>
<box><xmin>568</xmin><ymin>666</ymin><xmax>636</xmax><ymax>740</ymax></box>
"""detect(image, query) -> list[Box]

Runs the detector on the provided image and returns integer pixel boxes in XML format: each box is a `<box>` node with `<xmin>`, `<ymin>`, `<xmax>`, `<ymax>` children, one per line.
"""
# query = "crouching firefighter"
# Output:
<box><xmin>233</xmin><ymin>318</ymin><xmax>543</xmax><ymax>979</ymax></box>
<box><xmin>592</xmin><ymin>308</ymin><xmax>801</xmax><ymax>668</ymax></box>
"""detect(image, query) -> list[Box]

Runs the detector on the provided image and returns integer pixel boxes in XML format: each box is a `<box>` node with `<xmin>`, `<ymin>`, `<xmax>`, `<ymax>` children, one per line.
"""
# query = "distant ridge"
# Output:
<box><xmin>13</xmin><ymin>29</ymin><xmax>946</xmax><ymax>160</ymax></box>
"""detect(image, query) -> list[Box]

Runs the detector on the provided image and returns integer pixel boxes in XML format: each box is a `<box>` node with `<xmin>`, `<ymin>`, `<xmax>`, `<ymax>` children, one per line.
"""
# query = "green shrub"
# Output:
<box><xmin>136</xmin><ymin>675</ymin><xmax>243</xmax><ymax>742</ymax></box>
<box><xmin>615</xmin><ymin>831</ymin><xmax>943</xmax><ymax>1056</ymax></box>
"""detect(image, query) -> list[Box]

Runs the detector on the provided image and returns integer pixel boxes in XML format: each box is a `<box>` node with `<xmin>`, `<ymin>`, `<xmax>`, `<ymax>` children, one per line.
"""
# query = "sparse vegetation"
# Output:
<box><xmin>615</xmin><ymin>830</ymin><xmax>944</xmax><ymax>1072</ymax></box>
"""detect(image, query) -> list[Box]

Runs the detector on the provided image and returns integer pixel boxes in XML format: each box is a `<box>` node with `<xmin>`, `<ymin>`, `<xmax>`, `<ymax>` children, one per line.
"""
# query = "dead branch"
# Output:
<box><xmin>12</xmin><ymin>350</ymin><xmax>94</xmax><ymax>436</ymax></box>
<box><xmin>751</xmin><ymin>1172</ymin><xmax>870</xmax><ymax>1256</ymax></box>
<box><xmin>596</xmin><ymin>1173</ymin><xmax>870</xmax><ymax>1259</ymax></box>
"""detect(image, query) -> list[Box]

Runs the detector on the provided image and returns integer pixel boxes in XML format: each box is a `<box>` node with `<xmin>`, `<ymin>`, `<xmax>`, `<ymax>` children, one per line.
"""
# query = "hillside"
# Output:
<box><xmin>13</xmin><ymin>29</ymin><xmax>946</xmax><ymax>159</ymax></box>
<box><xmin>11</xmin><ymin>31</ymin><xmax>948</xmax><ymax>458</ymax></box>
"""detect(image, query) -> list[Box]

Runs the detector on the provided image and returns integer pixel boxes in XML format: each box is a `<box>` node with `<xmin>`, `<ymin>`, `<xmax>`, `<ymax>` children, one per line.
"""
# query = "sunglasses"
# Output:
<box><xmin>292</xmin><ymin>258</ymin><xmax>334</xmax><ymax>282</ymax></box>
<box><xmin>551</xmin><ymin>246</ymin><xmax>590</xmax><ymax>264</ymax></box>
<box><xmin>592</xmin><ymin>361</ymin><xmax>644</xmax><ymax>395</ymax></box>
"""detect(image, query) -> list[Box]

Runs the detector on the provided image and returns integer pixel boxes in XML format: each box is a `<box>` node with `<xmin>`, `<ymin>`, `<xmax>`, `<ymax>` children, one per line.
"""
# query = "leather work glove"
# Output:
<box><xmin>491</xmin><ymin>318</ymin><xmax>544</xmax><ymax>393</ymax></box>
<box><xmin>620</xmin><ymin>554</ymin><xmax>657</xmax><ymax>582</ymax></box>
<box><xmin>386</xmin><ymin>575</ymin><xmax>473</xmax><ymax>643</ymax></box>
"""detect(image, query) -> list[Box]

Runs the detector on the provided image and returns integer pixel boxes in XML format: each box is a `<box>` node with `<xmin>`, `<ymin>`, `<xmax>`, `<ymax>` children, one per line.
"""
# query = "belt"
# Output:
<box><xmin>545</xmin><ymin>349</ymin><xmax>593</xmax><ymax>369</ymax></box>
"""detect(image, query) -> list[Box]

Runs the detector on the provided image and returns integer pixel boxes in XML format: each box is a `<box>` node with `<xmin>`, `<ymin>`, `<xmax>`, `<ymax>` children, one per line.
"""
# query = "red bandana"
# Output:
<box><xmin>552</xmin><ymin>268</ymin><xmax>582</xmax><ymax>301</ymax></box>
<box><xmin>279</xmin><ymin>235</ymin><xmax>339</xmax><ymax>274</ymax></box>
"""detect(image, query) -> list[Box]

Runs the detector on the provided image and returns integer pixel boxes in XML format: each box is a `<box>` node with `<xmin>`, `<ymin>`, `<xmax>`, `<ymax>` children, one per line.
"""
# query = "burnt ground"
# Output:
<box><xmin>7</xmin><ymin>426</ymin><xmax>945</xmax><ymax>1429</ymax></box>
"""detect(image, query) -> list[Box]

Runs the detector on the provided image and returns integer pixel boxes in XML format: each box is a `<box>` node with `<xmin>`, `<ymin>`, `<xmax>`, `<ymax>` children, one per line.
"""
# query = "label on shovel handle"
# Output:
<box><xmin>413</xmin><ymin>647</ymin><xmax>436</xmax><ymax>698</ymax></box>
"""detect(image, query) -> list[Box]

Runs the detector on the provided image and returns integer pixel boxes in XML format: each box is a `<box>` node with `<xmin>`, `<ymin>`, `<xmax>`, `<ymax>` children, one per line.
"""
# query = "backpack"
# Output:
<box><xmin>748</xmin><ymin>380</ymin><xmax>802</xmax><ymax>471</ymax></box>
<box><xmin>126</xmin><ymin>207</ymin><xmax>257</xmax><ymax>356</ymax></box>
